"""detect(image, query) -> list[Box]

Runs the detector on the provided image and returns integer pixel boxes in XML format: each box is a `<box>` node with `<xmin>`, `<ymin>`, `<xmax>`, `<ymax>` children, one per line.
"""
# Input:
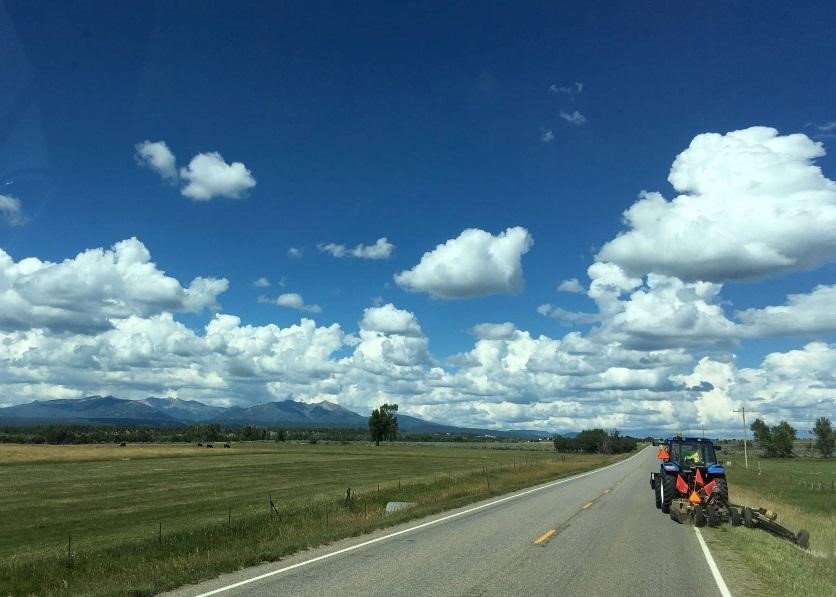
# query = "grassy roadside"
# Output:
<box><xmin>0</xmin><ymin>442</ymin><xmax>629</xmax><ymax>595</ymax></box>
<box><xmin>700</xmin><ymin>455</ymin><xmax>835</xmax><ymax>597</ymax></box>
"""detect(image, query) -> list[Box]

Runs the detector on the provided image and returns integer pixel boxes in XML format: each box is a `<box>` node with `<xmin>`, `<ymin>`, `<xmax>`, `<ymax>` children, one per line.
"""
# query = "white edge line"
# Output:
<box><xmin>192</xmin><ymin>447</ymin><xmax>648</xmax><ymax>597</ymax></box>
<box><xmin>694</xmin><ymin>527</ymin><xmax>733</xmax><ymax>597</ymax></box>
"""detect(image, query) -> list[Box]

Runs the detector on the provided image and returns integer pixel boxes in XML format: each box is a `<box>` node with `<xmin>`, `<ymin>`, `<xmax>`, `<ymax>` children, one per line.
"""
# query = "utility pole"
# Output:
<box><xmin>733</xmin><ymin>407</ymin><xmax>757</xmax><ymax>469</ymax></box>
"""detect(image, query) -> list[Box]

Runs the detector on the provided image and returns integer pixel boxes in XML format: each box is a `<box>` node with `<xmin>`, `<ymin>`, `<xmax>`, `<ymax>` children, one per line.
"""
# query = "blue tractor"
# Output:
<box><xmin>649</xmin><ymin>436</ymin><xmax>810</xmax><ymax>546</ymax></box>
<box><xmin>650</xmin><ymin>436</ymin><xmax>728</xmax><ymax>516</ymax></box>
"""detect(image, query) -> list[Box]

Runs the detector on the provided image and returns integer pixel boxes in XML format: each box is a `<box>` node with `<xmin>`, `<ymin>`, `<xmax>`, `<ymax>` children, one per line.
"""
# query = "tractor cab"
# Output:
<box><xmin>668</xmin><ymin>438</ymin><xmax>718</xmax><ymax>471</ymax></box>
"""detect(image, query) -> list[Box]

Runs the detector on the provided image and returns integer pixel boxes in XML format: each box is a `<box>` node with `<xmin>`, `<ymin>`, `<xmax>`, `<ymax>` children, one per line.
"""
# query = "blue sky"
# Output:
<box><xmin>1</xmin><ymin>1</ymin><xmax>835</xmax><ymax>435</ymax></box>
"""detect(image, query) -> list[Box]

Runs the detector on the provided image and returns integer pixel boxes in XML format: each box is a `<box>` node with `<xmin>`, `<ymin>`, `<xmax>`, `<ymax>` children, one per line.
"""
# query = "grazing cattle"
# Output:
<box><xmin>119</xmin><ymin>442</ymin><xmax>126</xmax><ymax>447</ymax></box>
<box><xmin>224</xmin><ymin>443</ymin><xmax>231</xmax><ymax>448</ymax></box>
<box><xmin>197</xmin><ymin>442</ymin><xmax>203</xmax><ymax>447</ymax></box>
<box><xmin>206</xmin><ymin>443</ymin><xmax>213</xmax><ymax>448</ymax></box>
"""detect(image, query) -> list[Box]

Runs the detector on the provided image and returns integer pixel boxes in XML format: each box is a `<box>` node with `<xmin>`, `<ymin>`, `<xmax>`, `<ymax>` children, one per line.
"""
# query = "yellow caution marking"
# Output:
<box><xmin>582</xmin><ymin>502</ymin><xmax>593</xmax><ymax>510</ymax></box>
<box><xmin>533</xmin><ymin>529</ymin><xmax>557</xmax><ymax>545</ymax></box>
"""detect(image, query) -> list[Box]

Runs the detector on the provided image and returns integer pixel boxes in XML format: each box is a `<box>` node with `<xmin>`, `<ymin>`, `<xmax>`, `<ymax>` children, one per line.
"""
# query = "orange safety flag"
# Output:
<box><xmin>675</xmin><ymin>474</ymin><xmax>688</xmax><ymax>494</ymax></box>
<box><xmin>688</xmin><ymin>490</ymin><xmax>702</xmax><ymax>504</ymax></box>
<box><xmin>657</xmin><ymin>447</ymin><xmax>669</xmax><ymax>460</ymax></box>
<box><xmin>703</xmin><ymin>479</ymin><xmax>716</xmax><ymax>498</ymax></box>
<box><xmin>694</xmin><ymin>468</ymin><xmax>705</xmax><ymax>487</ymax></box>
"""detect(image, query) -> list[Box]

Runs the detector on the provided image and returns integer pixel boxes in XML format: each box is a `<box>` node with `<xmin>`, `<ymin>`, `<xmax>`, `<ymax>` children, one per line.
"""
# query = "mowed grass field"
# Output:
<box><xmin>701</xmin><ymin>451</ymin><xmax>836</xmax><ymax>597</ymax></box>
<box><xmin>0</xmin><ymin>441</ymin><xmax>625</xmax><ymax>595</ymax></box>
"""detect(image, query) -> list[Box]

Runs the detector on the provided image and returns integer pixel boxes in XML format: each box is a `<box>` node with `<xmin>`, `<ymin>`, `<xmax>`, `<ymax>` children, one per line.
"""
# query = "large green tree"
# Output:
<box><xmin>369</xmin><ymin>403</ymin><xmax>399</xmax><ymax>446</ymax></box>
<box><xmin>751</xmin><ymin>418</ymin><xmax>796</xmax><ymax>457</ymax></box>
<box><xmin>771</xmin><ymin>421</ymin><xmax>796</xmax><ymax>457</ymax></box>
<box><xmin>813</xmin><ymin>416</ymin><xmax>834</xmax><ymax>458</ymax></box>
<box><xmin>751</xmin><ymin>418</ymin><xmax>772</xmax><ymax>453</ymax></box>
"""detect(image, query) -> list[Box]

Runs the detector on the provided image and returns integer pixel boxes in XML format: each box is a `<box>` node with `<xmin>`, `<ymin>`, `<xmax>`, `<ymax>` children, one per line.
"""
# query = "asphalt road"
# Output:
<box><xmin>166</xmin><ymin>447</ymin><xmax>727</xmax><ymax>597</ymax></box>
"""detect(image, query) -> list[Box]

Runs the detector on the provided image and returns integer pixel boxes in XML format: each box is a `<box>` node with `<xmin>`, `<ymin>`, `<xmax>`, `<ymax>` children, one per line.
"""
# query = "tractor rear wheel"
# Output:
<box><xmin>714</xmin><ymin>478</ymin><xmax>729</xmax><ymax>504</ymax></box>
<box><xmin>655</xmin><ymin>480</ymin><xmax>662</xmax><ymax>509</ymax></box>
<box><xmin>707</xmin><ymin>506</ymin><xmax>721</xmax><ymax>527</ymax></box>
<box><xmin>743</xmin><ymin>506</ymin><xmax>755</xmax><ymax>528</ymax></box>
<box><xmin>661</xmin><ymin>474</ymin><xmax>675</xmax><ymax>513</ymax></box>
<box><xmin>693</xmin><ymin>506</ymin><xmax>707</xmax><ymax>527</ymax></box>
<box><xmin>729</xmin><ymin>506</ymin><xmax>742</xmax><ymax>526</ymax></box>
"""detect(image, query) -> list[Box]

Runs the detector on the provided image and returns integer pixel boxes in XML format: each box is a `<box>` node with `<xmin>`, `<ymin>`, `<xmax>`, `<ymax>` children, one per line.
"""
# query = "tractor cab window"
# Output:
<box><xmin>675</xmin><ymin>441</ymin><xmax>717</xmax><ymax>465</ymax></box>
<box><xmin>682</xmin><ymin>443</ymin><xmax>703</xmax><ymax>464</ymax></box>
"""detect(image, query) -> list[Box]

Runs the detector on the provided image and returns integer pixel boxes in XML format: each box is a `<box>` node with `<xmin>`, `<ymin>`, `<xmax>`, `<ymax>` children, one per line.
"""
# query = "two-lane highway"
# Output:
<box><xmin>167</xmin><ymin>447</ymin><xmax>729</xmax><ymax>597</ymax></box>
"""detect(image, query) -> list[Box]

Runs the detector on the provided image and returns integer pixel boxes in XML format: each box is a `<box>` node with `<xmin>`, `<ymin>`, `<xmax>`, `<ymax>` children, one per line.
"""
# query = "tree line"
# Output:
<box><xmin>552</xmin><ymin>429</ymin><xmax>638</xmax><ymax>454</ymax></box>
<box><xmin>0</xmin><ymin>423</ymin><xmax>372</xmax><ymax>445</ymax></box>
<box><xmin>0</xmin><ymin>409</ymin><xmax>534</xmax><ymax>445</ymax></box>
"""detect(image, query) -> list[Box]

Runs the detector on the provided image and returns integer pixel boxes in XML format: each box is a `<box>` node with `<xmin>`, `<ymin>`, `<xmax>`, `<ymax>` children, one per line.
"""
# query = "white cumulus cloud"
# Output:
<box><xmin>537</xmin><ymin>305</ymin><xmax>599</xmax><ymax>325</ymax></box>
<box><xmin>394</xmin><ymin>227</ymin><xmax>533</xmax><ymax>299</ymax></box>
<box><xmin>180</xmin><ymin>151</ymin><xmax>256</xmax><ymax>201</ymax></box>
<box><xmin>549</xmin><ymin>82</ymin><xmax>583</xmax><ymax>96</ymax></box>
<box><xmin>471</xmin><ymin>322</ymin><xmax>517</xmax><ymax>340</ymax></box>
<box><xmin>259</xmin><ymin>293</ymin><xmax>321</xmax><ymax>313</ymax></box>
<box><xmin>558</xmin><ymin>278</ymin><xmax>584</xmax><ymax>293</ymax></box>
<box><xmin>559</xmin><ymin>110</ymin><xmax>586</xmax><ymax>126</ymax></box>
<box><xmin>0</xmin><ymin>194</ymin><xmax>25</xmax><ymax>226</ymax></box>
<box><xmin>134</xmin><ymin>140</ymin><xmax>178</xmax><ymax>181</ymax></box>
<box><xmin>360</xmin><ymin>304</ymin><xmax>422</xmax><ymax>337</ymax></box>
<box><xmin>135</xmin><ymin>141</ymin><xmax>256</xmax><ymax>201</ymax></box>
<box><xmin>672</xmin><ymin>358</ymin><xmax>739</xmax><ymax>426</ymax></box>
<box><xmin>598</xmin><ymin>274</ymin><xmax>737</xmax><ymax>350</ymax></box>
<box><xmin>318</xmin><ymin>238</ymin><xmax>394</xmax><ymax>260</ymax></box>
<box><xmin>0</xmin><ymin>238</ymin><xmax>227</xmax><ymax>333</ymax></box>
<box><xmin>252</xmin><ymin>277</ymin><xmax>270</xmax><ymax>288</ymax></box>
<box><xmin>677</xmin><ymin>342</ymin><xmax>836</xmax><ymax>429</ymax></box>
<box><xmin>738</xmin><ymin>284</ymin><xmax>836</xmax><ymax>337</ymax></box>
<box><xmin>597</xmin><ymin>127</ymin><xmax>836</xmax><ymax>282</ymax></box>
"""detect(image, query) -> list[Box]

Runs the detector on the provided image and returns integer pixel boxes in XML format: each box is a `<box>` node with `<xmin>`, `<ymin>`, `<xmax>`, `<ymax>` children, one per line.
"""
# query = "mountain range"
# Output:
<box><xmin>0</xmin><ymin>396</ymin><xmax>549</xmax><ymax>438</ymax></box>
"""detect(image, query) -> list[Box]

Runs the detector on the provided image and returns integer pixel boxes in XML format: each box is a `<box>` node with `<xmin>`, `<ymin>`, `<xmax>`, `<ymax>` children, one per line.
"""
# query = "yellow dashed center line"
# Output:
<box><xmin>533</xmin><ymin>529</ymin><xmax>557</xmax><ymax>545</ymax></box>
<box><xmin>581</xmin><ymin>502</ymin><xmax>593</xmax><ymax>510</ymax></box>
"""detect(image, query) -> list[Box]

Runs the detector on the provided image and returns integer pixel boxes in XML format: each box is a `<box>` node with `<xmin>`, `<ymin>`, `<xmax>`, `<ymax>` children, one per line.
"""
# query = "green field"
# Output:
<box><xmin>0</xmin><ymin>441</ymin><xmax>624</xmax><ymax>595</ymax></box>
<box><xmin>701</xmin><ymin>451</ymin><xmax>836</xmax><ymax>597</ymax></box>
